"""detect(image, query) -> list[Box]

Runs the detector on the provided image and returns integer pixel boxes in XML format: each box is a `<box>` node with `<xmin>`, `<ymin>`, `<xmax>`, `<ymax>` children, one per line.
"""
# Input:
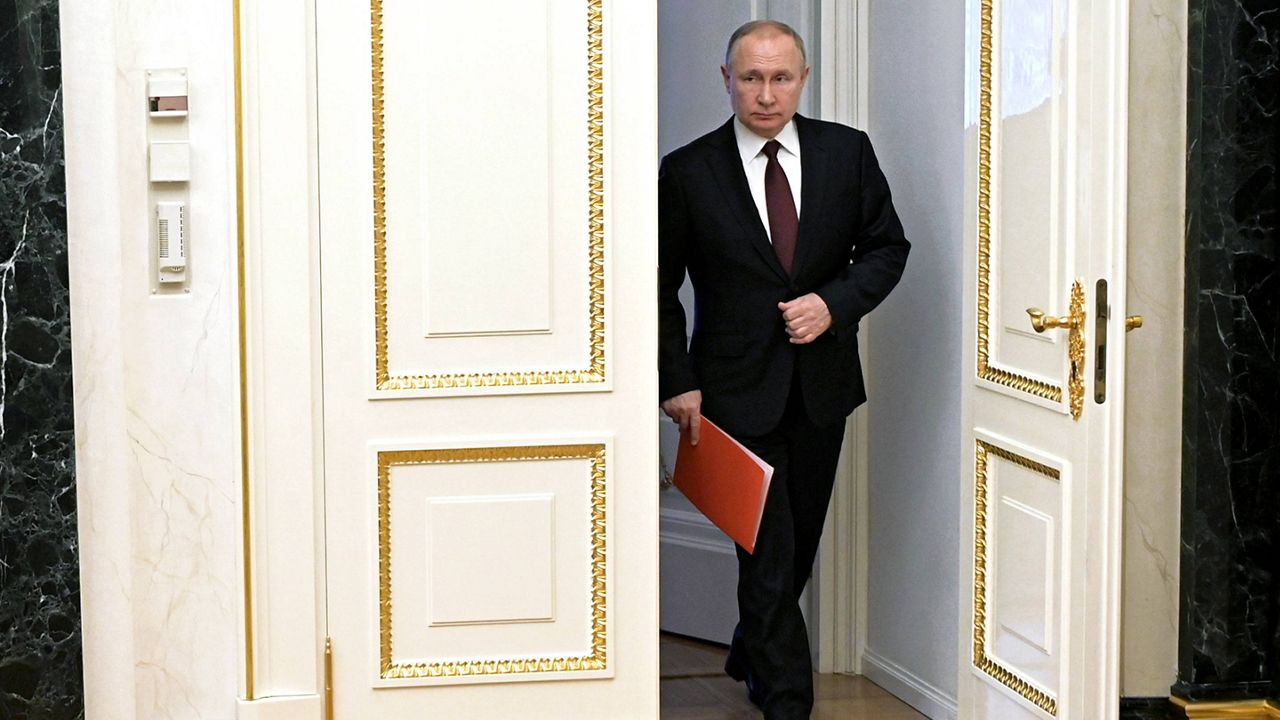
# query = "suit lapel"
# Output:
<box><xmin>792</xmin><ymin>115</ymin><xmax>828</xmax><ymax>283</ymax></box>
<box><xmin>703</xmin><ymin>120</ymin><xmax>790</xmax><ymax>282</ymax></box>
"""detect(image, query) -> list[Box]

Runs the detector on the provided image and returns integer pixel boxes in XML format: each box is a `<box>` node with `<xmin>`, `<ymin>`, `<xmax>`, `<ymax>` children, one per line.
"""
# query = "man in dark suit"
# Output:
<box><xmin>659</xmin><ymin>20</ymin><xmax>909</xmax><ymax>720</ymax></box>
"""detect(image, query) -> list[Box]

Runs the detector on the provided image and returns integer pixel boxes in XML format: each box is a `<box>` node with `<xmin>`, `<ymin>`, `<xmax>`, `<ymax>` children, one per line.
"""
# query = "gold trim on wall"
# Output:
<box><xmin>231</xmin><ymin>0</ymin><xmax>256</xmax><ymax>700</ymax></box>
<box><xmin>378</xmin><ymin>444</ymin><xmax>608</xmax><ymax>679</ymax></box>
<box><xmin>975</xmin><ymin>0</ymin><xmax>1065</xmax><ymax>406</ymax></box>
<box><xmin>371</xmin><ymin>0</ymin><xmax>606</xmax><ymax>391</ymax></box>
<box><xmin>973</xmin><ymin>439</ymin><xmax>1059</xmax><ymax>716</ymax></box>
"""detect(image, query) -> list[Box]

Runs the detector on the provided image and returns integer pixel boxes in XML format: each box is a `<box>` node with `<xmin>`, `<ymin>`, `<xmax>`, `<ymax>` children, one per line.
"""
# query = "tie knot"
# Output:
<box><xmin>762</xmin><ymin>140</ymin><xmax>782</xmax><ymax>161</ymax></box>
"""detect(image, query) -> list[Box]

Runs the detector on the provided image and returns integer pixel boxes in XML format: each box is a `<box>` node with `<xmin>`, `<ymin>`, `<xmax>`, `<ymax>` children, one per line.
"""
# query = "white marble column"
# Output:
<box><xmin>1120</xmin><ymin>0</ymin><xmax>1187</xmax><ymax>700</ymax></box>
<box><xmin>63</xmin><ymin>1</ymin><xmax>243</xmax><ymax>717</ymax></box>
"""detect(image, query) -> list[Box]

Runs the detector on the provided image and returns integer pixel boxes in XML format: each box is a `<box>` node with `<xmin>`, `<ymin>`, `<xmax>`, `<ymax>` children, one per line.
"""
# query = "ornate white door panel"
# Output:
<box><xmin>317</xmin><ymin>2</ymin><xmax>658</xmax><ymax>718</ymax></box>
<box><xmin>960</xmin><ymin>0</ymin><xmax>1128</xmax><ymax>718</ymax></box>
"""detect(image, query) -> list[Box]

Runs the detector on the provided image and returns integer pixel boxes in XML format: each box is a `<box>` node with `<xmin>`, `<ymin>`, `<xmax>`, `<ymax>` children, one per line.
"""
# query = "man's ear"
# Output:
<box><xmin>720</xmin><ymin>64</ymin><xmax>731</xmax><ymax>92</ymax></box>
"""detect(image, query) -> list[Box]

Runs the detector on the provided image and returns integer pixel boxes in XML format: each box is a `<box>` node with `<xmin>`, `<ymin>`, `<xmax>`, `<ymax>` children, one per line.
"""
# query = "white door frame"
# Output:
<box><xmin>234</xmin><ymin>0</ymin><xmax>328</xmax><ymax>714</ymax></box>
<box><xmin>809</xmin><ymin>0</ymin><xmax>871</xmax><ymax>676</ymax></box>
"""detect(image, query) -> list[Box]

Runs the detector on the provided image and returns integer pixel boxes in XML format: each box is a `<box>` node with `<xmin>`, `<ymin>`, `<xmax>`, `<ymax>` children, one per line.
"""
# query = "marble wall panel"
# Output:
<box><xmin>59</xmin><ymin>0</ymin><xmax>244</xmax><ymax>714</ymax></box>
<box><xmin>1176</xmin><ymin>0</ymin><xmax>1280</xmax><ymax>702</ymax></box>
<box><xmin>1121</xmin><ymin>0</ymin><xmax>1186</xmax><ymax>699</ymax></box>
<box><xmin>0</xmin><ymin>0</ymin><xmax>82</xmax><ymax>717</ymax></box>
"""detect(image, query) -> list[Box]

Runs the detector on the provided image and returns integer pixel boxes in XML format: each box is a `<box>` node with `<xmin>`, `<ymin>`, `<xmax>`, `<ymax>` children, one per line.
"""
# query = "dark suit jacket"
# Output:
<box><xmin>659</xmin><ymin>115</ymin><xmax>910</xmax><ymax>438</ymax></box>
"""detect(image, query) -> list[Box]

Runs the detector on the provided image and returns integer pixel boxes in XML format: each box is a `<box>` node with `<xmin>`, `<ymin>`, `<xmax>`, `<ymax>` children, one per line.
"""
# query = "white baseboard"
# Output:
<box><xmin>659</xmin><ymin>508</ymin><xmax>737</xmax><ymax>556</ymax></box>
<box><xmin>861</xmin><ymin>648</ymin><xmax>958</xmax><ymax>720</ymax></box>
<box><xmin>659</xmin><ymin>508</ymin><xmax>739</xmax><ymax>642</ymax></box>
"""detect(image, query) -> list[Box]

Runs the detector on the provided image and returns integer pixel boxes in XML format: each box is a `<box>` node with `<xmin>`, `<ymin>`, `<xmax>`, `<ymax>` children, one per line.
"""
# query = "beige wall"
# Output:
<box><xmin>1121</xmin><ymin>0</ymin><xmax>1187</xmax><ymax>697</ymax></box>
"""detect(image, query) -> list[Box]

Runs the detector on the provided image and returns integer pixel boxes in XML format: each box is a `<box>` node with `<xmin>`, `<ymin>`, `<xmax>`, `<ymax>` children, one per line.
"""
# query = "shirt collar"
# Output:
<box><xmin>733</xmin><ymin>116</ymin><xmax>801</xmax><ymax>165</ymax></box>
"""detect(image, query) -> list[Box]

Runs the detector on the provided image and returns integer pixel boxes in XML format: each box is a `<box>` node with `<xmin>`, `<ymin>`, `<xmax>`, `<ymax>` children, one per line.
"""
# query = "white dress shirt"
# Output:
<box><xmin>733</xmin><ymin>117</ymin><xmax>802</xmax><ymax>242</ymax></box>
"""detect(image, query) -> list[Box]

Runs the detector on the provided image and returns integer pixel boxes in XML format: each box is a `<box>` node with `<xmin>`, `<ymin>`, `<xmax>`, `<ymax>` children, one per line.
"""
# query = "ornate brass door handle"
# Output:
<box><xmin>1025</xmin><ymin>307</ymin><xmax>1083</xmax><ymax>333</ymax></box>
<box><xmin>1024</xmin><ymin>282</ymin><xmax>1087</xmax><ymax>420</ymax></box>
<box><xmin>1125</xmin><ymin>315</ymin><xmax>1144</xmax><ymax>332</ymax></box>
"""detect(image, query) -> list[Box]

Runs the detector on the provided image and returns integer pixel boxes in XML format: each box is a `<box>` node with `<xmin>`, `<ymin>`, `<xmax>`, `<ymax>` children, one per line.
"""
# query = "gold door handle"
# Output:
<box><xmin>1024</xmin><ymin>281</ymin><xmax>1087</xmax><ymax>421</ymax></box>
<box><xmin>1026</xmin><ymin>307</ymin><xmax>1082</xmax><ymax>333</ymax></box>
<box><xmin>1125</xmin><ymin>315</ymin><xmax>1144</xmax><ymax>332</ymax></box>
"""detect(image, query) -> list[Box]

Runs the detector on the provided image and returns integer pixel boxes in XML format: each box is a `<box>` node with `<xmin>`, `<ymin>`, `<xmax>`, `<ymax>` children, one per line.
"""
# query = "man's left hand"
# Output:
<box><xmin>778</xmin><ymin>294</ymin><xmax>832</xmax><ymax>344</ymax></box>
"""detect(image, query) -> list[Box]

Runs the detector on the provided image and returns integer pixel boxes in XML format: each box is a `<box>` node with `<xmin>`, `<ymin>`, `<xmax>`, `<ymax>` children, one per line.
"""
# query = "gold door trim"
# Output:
<box><xmin>231</xmin><ymin>0</ymin><xmax>256</xmax><ymax>699</ymax></box>
<box><xmin>377</xmin><ymin>444</ymin><xmax>608</xmax><ymax>679</ymax></box>
<box><xmin>371</xmin><ymin>0</ymin><xmax>606</xmax><ymax>391</ymax></box>
<box><xmin>973</xmin><ymin>439</ymin><xmax>1059</xmax><ymax>716</ymax></box>
<box><xmin>975</xmin><ymin>0</ymin><xmax>1065</xmax><ymax>406</ymax></box>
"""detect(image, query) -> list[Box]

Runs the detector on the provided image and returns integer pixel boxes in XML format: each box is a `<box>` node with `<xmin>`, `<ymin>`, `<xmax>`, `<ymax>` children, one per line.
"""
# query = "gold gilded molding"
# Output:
<box><xmin>973</xmin><ymin>439</ymin><xmax>1059</xmax><ymax>716</ymax></box>
<box><xmin>975</xmin><ymin>0</ymin><xmax>1064</xmax><ymax>406</ymax></box>
<box><xmin>371</xmin><ymin>0</ymin><xmax>606</xmax><ymax>391</ymax></box>
<box><xmin>1173</xmin><ymin>696</ymin><xmax>1280</xmax><ymax>719</ymax></box>
<box><xmin>378</xmin><ymin>444</ymin><xmax>608</xmax><ymax>679</ymax></box>
<box><xmin>231</xmin><ymin>0</ymin><xmax>256</xmax><ymax>700</ymax></box>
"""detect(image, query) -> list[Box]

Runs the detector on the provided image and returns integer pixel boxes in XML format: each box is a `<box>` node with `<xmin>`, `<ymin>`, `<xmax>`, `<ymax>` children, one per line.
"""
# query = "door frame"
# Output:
<box><xmin>234</xmin><ymin>0</ymin><xmax>327</xmax><ymax>713</ymax></box>
<box><xmin>810</xmin><ymin>0</ymin><xmax>871</xmax><ymax>677</ymax></box>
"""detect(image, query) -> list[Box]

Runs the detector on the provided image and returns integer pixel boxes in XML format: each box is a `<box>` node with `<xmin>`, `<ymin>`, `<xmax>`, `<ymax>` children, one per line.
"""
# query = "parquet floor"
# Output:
<box><xmin>660</xmin><ymin>634</ymin><xmax>927</xmax><ymax>720</ymax></box>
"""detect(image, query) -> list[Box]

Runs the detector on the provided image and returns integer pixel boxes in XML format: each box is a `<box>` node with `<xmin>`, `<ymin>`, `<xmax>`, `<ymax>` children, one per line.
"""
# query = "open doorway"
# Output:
<box><xmin>656</xmin><ymin>0</ymin><xmax>830</xmax><ymax>647</ymax></box>
<box><xmin>654</xmin><ymin>2</ymin><xmax>891</xmax><ymax>716</ymax></box>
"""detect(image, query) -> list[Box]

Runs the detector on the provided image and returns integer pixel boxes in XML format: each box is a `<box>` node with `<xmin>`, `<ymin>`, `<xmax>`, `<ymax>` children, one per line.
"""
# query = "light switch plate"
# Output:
<box><xmin>149</xmin><ymin>141</ymin><xmax>190</xmax><ymax>183</ymax></box>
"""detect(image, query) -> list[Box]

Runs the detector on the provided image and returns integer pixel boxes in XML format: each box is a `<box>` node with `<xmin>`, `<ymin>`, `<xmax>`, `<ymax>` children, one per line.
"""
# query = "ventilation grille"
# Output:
<box><xmin>158</xmin><ymin>218</ymin><xmax>170</xmax><ymax>259</ymax></box>
<box><xmin>156</xmin><ymin>202</ymin><xmax>186</xmax><ymax>274</ymax></box>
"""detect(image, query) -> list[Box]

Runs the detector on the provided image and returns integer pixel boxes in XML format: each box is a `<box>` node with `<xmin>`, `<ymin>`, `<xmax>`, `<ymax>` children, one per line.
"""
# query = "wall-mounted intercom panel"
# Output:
<box><xmin>156</xmin><ymin>201</ymin><xmax>187</xmax><ymax>284</ymax></box>
<box><xmin>146</xmin><ymin>68</ymin><xmax>190</xmax><ymax>291</ymax></box>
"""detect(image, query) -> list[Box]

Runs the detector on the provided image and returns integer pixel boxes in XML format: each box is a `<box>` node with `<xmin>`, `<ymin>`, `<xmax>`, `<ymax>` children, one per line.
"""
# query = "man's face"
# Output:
<box><xmin>721</xmin><ymin>31</ymin><xmax>810</xmax><ymax>139</ymax></box>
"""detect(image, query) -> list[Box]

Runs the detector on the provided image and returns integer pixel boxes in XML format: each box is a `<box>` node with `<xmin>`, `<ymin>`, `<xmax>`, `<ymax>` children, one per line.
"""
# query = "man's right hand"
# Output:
<box><xmin>661</xmin><ymin>389</ymin><xmax>703</xmax><ymax>446</ymax></box>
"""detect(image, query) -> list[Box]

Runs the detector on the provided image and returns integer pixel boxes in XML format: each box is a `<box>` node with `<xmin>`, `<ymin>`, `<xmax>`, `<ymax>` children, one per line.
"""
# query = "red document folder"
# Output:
<box><xmin>672</xmin><ymin>416</ymin><xmax>773</xmax><ymax>554</ymax></box>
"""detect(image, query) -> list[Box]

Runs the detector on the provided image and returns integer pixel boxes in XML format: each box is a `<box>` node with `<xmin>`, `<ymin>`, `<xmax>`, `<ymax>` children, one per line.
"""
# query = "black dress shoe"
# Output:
<box><xmin>724</xmin><ymin>654</ymin><xmax>747</xmax><ymax>682</ymax></box>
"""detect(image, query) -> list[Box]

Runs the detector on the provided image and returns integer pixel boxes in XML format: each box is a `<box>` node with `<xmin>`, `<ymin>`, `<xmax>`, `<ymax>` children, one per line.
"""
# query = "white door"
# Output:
<box><xmin>316</xmin><ymin>2</ymin><xmax>659</xmax><ymax>718</ymax></box>
<box><xmin>960</xmin><ymin>0</ymin><xmax>1128</xmax><ymax>719</ymax></box>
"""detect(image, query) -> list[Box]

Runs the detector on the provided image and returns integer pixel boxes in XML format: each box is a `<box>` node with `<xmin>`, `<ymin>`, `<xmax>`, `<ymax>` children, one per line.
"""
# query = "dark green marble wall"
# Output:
<box><xmin>1175</xmin><ymin>0</ymin><xmax>1280</xmax><ymax>705</ymax></box>
<box><xmin>0</xmin><ymin>0</ymin><xmax>82</xmax><ymax>718</ymax></box>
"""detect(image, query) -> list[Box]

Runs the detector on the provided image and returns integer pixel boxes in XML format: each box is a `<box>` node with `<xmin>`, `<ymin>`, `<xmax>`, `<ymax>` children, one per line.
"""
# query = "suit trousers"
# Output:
<box><xmin>724</xmin><ymin>374</ymin><xmax>847</xmax><ymax>720</ymax></box>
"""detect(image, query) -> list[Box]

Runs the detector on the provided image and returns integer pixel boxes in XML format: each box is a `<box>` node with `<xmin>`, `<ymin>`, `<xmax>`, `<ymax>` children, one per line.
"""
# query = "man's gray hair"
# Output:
<box><xmin>724</xmin><ymin>20</ymin><xmax>808</xmax><ymax>67</ymax></box>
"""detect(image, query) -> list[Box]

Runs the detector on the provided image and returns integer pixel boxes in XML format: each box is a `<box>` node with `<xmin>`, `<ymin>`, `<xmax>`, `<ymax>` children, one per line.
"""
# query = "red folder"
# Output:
<box><xmin>672</xmin><ymin>416</ymin><xmax>773</xmax><ymax>554</ymax></box>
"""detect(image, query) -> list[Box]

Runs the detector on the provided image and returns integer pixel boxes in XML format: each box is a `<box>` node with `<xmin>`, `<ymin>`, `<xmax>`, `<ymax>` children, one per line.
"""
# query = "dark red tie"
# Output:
<box><xmin>762</xmin><ymin>140</ymin><xmax>798</xmax><ymax>274</ymax></box>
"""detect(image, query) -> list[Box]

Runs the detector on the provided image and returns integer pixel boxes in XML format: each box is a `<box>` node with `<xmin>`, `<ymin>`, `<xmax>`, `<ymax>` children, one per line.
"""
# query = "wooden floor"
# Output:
<box><xmin>660</xmin><ymin>634</ymin><xmax>927</xmax><ymax>720</ymax></box>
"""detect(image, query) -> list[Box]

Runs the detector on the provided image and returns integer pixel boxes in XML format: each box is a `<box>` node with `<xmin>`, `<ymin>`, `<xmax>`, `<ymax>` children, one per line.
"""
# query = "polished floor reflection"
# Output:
<box><xmin>660</xmin><ymin>634</ymin><xmax>926</xmax><ymax>719</ymax></box>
